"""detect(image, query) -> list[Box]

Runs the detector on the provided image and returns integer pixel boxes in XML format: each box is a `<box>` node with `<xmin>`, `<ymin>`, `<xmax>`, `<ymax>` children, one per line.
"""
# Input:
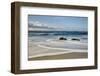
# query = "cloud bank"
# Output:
<box><xmin>28</xmin><ymin>21</ymin><xmax>87</xmax><ymax>31</ymax></box>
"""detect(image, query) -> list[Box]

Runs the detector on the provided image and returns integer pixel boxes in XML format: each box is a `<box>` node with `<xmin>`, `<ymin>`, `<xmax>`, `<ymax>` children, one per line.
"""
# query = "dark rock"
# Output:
<box><xmin>59</xmin><ymin>37</ymin><xmax>67</xmax><ymax>40</ymax></box>
<box><xmin>71</xmin><ymin>38</ymin><xmax>80</xmax><ymax>41</ymax></box>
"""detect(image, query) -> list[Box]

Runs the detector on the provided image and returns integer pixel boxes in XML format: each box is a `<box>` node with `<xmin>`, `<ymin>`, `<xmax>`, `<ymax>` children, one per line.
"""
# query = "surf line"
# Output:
<box><xmin>38</xmin><ymin>44</ymin><xmax>87</xmax><ymax>52</ymax></box>
<box><xmin>29</xmin><ymin>44</ymin><xmax>87</xmax><ymax>58</ymax></box>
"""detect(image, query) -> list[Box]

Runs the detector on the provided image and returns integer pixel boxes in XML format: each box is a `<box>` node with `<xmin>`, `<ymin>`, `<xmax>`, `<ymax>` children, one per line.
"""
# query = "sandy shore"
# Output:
<box><xmin>28</xmin><ymin>52</ymin><xmax>88</xmax><ymax>61</ymax></box>
<box><xmin>28</xmin><ymin>40</ymin><xmax>88</xmax><ymax>61</ymax></box>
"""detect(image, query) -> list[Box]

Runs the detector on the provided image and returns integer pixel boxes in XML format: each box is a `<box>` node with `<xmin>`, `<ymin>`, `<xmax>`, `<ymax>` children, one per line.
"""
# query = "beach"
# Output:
<box><xmin>28</xmin><ymin>15</ymin><xmax>88</xmax><ymax>61</ymax></box>
<box><xmin>28</xmin><ymin>37</ymin><xmax>88</xmax><ymax>61</ymax></box>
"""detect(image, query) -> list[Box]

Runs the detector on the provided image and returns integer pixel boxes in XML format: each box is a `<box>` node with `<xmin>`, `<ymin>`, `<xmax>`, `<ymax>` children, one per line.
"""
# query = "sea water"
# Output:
<box><xmin>28</xmin><ymin>31</ymin><xmax>88</xmax><ymax>50</ymax></box>
<box><xmin>28</xmin><ymin>31</ymin><xmax>88</xmax><ymax>42</ymax></box>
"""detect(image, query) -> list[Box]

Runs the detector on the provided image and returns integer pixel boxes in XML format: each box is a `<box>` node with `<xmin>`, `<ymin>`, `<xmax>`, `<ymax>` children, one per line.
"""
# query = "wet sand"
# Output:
<box><xmin>28</xmin><ymin>52</ymin><xmax>88</xmax><ymax>61</ymax></box>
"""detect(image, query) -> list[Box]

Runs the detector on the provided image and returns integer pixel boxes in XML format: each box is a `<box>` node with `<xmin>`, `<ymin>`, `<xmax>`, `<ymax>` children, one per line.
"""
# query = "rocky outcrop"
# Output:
<box><xmin>59</xmin><ymin>37</ymin><xmax>67</xmax><ymax>40</ymax></box>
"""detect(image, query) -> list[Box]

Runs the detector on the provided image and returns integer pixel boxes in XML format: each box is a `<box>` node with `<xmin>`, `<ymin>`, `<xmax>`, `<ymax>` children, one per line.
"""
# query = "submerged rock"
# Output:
<box><xmin>71</xmin><ymin>38</ymin><xmax>80</xmax><ymax>41</ymax></box>
<box><xmin>59</xmin><ymin>37</ymin><xmax>67</xmax><ymax>40</ymax></box>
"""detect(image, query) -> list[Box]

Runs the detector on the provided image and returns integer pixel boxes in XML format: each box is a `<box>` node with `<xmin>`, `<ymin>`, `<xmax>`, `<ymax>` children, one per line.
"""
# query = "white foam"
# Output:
<box><xmin>38</xmin><ymin>44</ymin><xmax>87</xmax><ymax>52</ymax></box>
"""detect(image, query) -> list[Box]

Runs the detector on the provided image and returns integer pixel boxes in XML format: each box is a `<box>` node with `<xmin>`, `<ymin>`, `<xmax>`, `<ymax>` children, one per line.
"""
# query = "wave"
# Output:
<box><xmin>28</xmin><ymin>31</ymin><xmax>88</xmax><ymax>36</ymax></box>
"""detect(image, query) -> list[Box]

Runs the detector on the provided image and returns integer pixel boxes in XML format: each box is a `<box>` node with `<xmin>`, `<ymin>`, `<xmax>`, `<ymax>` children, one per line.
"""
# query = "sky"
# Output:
<box><xmin>28</xmin><ymin>15</ymin><xmax>88</xmax><ymax>31</ymax></box>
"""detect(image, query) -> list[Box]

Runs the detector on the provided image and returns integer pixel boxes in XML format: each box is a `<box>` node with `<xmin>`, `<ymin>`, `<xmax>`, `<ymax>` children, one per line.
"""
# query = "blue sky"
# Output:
<box><xmin>28</xmin><ymin>15</ymin><xmax>88</xmax><ymax>31</ymax></box>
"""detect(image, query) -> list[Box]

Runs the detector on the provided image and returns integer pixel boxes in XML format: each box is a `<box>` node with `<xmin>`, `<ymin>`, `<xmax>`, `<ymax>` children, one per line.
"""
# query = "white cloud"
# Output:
<box><xmin>28</xmin><ymin>21</ymin><xmax>87</xmax><ymax>31</ymax></box>
<box><xmin>28</xmin><ymin>21</ymin><xmax>56</xmax><ymax>31</ymax></box>
<box><xmin>29</xmin><ymin>21</ymin><xmax>42</xmax><ymax>26</ymax></box>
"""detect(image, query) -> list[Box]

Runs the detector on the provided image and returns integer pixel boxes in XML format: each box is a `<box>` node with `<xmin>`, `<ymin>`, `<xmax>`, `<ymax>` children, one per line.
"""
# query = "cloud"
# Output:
<box><xmin>28</xmin><ymin>21</ymin><xmax>56</xmax><ymax>31</ymax></box>
<box><xmin>28</xmin><ymin>21</ymin><xmax>87</xmax><ymax>31</ymax></box>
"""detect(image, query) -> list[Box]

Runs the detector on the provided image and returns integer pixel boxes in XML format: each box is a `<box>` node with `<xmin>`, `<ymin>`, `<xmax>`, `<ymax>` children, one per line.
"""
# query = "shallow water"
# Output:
<box><xmin>28</xmin><ymin>31</ymin><xmax>88</xmax><ymax>51</ymax></box>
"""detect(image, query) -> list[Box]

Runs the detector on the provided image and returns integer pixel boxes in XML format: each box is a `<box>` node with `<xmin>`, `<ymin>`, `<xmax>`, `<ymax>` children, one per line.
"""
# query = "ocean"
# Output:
<box><xmin>28</xmin><ymin>31</ymin><xmax>88</xmax><ymax>58</ymax></box>
<box><xmin>28</xmin><ymin>31</ymin><xmax>88</xmax><ymax>43</ymax></box>
<box><xmin>28</xmin><ymin>31</ymin><xmax>87</xmax><ymax>36</ymax></box>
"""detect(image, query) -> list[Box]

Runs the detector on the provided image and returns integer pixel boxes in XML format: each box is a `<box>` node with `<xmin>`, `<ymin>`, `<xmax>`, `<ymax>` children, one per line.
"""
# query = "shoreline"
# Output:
<box><xmin>28</xmin><ymin>39</ymin><xmax>88</xmax><ymax>60</ymax></box>
<box><xmin>38</xmin><ymin>44</ymin><xmax>87</xmax><ymax>52</ymax></box>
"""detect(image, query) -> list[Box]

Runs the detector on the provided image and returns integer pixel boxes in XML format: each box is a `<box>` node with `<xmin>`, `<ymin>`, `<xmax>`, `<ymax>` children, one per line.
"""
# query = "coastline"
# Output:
<box><xmin>28</xmin><ymin>40</ymin><xmax>88</xmax><ymax>60</ymax></box>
